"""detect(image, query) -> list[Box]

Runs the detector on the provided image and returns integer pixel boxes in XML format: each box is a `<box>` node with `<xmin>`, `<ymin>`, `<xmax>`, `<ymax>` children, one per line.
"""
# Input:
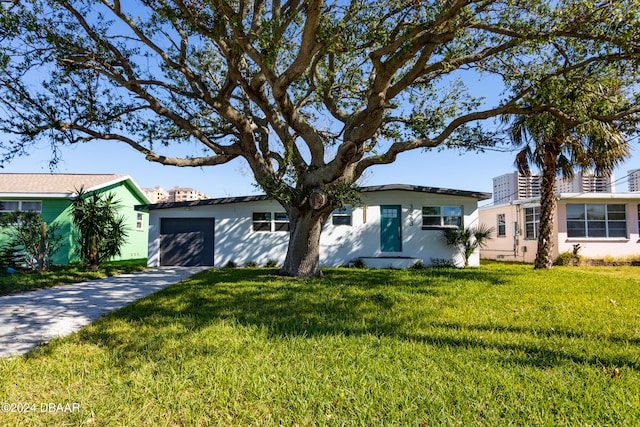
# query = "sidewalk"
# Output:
<box><xmin>0</xmin><ymin>267</ymin><xmax>207</xmax><ymax>358</ymax></box>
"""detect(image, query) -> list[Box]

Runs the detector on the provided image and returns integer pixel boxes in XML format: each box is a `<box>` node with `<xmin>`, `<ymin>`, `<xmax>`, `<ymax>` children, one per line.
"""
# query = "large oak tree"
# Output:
<box><xmin>0</xmin><ymin>1</ymin><xmax>639</xmax><ymax>276</ymax></box>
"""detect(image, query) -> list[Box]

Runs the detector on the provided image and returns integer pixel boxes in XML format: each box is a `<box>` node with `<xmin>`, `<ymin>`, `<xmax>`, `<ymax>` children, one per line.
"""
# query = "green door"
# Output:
<box><xmin>380</xmin><ymin>205</ymin><xmax>402</xmax><ymax>252</ymax></box>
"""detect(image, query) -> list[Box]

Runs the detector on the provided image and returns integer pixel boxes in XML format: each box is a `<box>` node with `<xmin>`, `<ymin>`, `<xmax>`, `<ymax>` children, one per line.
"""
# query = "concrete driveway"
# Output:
<box><xmin>0</xmin><ymin>266</ymin><xmax>207</xmax><ymax>358</ymax></box>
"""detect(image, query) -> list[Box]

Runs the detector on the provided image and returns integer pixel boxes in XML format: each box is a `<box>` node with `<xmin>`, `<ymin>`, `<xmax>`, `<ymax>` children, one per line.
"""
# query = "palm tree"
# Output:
<box><xmin>442</xmin><ymin>224</ymin><xmax>494</xmax><ymax>268</ymax></box>
<box><xmin>506</xmin><ymin>73</ymin><xmax>631</xmax><ymax>269</ymax></box>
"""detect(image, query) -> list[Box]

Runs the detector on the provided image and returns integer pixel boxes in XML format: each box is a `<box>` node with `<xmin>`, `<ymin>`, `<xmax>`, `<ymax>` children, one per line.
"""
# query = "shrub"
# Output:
<box><xmin>430</xmin><ymin>258</ymin><xmax>457</xmax><ymax>268</ymax></box>
<box><xmin>441</xmin><ymin>225</ymin><xmax>494</xmax><ymax>267</ymax></box>
<box><xmin>350</xmin><ymin>258</ymin><xmax>367</xmax><ymax>269</ymax></box>
<box><xmin>71</xmin><ymin>188</ymin><xmax>128</xmax><ymax>270</ymax></box>
<box><xmin>410</xmin><ymin>260</ymin><xmax>426</xmax><ymax>270</ymax></box>
<box><xmin>224</xmin><ymin>260</ymin><xmax>238</xmax><ymax>268</ymax></box>
<box><xmin>244</xmin><ymin>261</ymin><xmax>258</xmax><ymax>268</ymax></box>
<box><xmin>554</xmin><ymin>252</ymin><xmax>582</xmax><ymax>266</ymax></box>
<box><xmin>0</xmin><ymin>212</ymin><xmax>63</xmax><ymax>273</ymax></box>
<box><xmin>265</xmin><ymin>259</ymin><xmax>278</xmax><ymax>268</ymax></box>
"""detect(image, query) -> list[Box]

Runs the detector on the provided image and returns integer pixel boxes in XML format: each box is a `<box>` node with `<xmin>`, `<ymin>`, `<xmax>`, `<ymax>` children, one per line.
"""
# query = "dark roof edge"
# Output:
<box><xmin>136</xmin><ymin>194</ymin><xmax>271</xmax><ymax>211</ymax></box>
<box><xmin>359</xmin><ymin>184</ymin><xmax>491</xmax><ymax>201</ymax></box>
<box><xmin>135</xmin><ymin>184</ymin><xmax>491</xmax><ymax>211</ymax></box>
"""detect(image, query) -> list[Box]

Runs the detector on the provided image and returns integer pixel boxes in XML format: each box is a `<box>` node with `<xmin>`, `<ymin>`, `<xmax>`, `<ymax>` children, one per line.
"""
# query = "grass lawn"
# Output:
<box><xmin>1</xmin><ymin>262</ymin><xmax>639</xmax><ymax>426</ymax></box>
<box><xmin>0</xmin><ymin>259</ymin><xmax>148</xmax><ymax>295</ymax></box>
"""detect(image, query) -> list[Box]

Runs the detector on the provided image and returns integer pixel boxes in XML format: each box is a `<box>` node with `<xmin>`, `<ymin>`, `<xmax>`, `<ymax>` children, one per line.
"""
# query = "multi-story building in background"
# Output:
<box><xmin>143</xmin><ymin>186</ymin><xmax>209</xmax><ymax>203</ymax></box>
<box><xmin>143</xmin><ymin>186</ymin><xmax>170</xmax><ymax>203</ymax></box>
<box><xmin>628</xmin><ymin>169</ymin><xmax>640</xmax><ymax>192</ymax></box>
<box><xmin>493</xmin><ymin>171</ymin><xmax>613</xmax><ymax>205</ymax></box>
<box><xmin>168</xmin><ymin>186</ymin><xmax>209</xmax><ymax>202</ymax></box>
<box><xmin>492</xmin><ymin>172</ymin><xmax>542</xmax><ymax>205</ymax></box>
<box><xmin>554</xmin><ymin>172</ymin><xmax>613</xmax><ymax>193</ymax></box>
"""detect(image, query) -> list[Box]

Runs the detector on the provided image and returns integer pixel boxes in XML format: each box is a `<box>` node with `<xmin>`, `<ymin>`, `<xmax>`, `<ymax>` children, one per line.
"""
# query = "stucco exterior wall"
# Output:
<box><xmin>556</xmin><ymin>198</ymin><xmax>640</xmax><ymax>259</ymax></box>
<box><xmin>479</xmin><ymin>195</ymin><xmax>640</xmax><ymax>263</ymax></box>
<box><xmin>0</xmin><ymin>181</ymin><xmax>148</xmax><ymax>265</ymax></box>
<box><xmin>146</xmin><ymin>189</ymin><xmax>483</xmax><ymax>268</ymax></box>
<box><xmin>478</xmin><ymin>203</ymin><xmax>547</xmax><ymax>263</ymax></box>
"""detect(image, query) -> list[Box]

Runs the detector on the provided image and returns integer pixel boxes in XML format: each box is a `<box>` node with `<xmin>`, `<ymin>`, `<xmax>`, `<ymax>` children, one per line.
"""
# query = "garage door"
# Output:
<box><xmin>160</xmin><ymin>218</ymin><xmax>215</xmax><ymax>266</ymax></box>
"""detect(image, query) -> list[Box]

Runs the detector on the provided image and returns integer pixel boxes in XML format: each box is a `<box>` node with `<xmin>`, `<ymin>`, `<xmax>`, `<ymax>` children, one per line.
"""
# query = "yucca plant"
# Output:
<box><xmin>71</xmin><ymin>188</ymin><xmax>129</xmax><ymax>270</ymax></box>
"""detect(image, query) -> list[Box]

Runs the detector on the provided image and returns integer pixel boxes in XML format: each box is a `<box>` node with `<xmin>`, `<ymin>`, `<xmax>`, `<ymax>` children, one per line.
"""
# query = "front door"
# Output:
<box><xmin>380</xmin><ymin>205</ymin><xmax>402</xmax><ymax>252</ymax></box>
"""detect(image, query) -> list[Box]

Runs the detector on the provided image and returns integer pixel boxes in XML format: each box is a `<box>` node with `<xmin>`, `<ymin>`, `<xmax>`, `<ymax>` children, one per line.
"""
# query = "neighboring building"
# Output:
<box><xmin>493</xmin><ymin>172</ymin><xmax>542</xmax><ymax>205</ymax></box>
<box><xmin>167</xmin><ymin>186</ymin><xmax>209</xmax><ymax>202</ymax></box>
<box><xmin>143</xmin><ymin>186</ymin><xmax>170</xmax><ymax>204</ymax></box>
<box><xmin>136</xmin><ymin>184</ymin><xmax>491</xmax><ymax>268</ymax></box>
<box><xmin>0</xmin><ymin>174</ymin><xmax>150</xmax><ymax>265</ymax></box>
<box><xmin>555</xmin><ymin>172</ymin><xmax>613</xmax><ymax>193</ymax></box>
<box><xmin>479</xmin><ymin>193</ymin><xmax>640</xmax><ymax>263</ymax></box>
<box><xmin>628</xmin><ymin>169</ymin><xmax>640</xmax><ymax>192</ymax></box>
<box><xmin>493</xmin><ymin>171</ymin><xmax>614</xmax><ymax>205</ymax></box>
<box><xmin>143</xmin><ymin>185</ymin><xmax>209</xmax><ymax>203</ymax></box>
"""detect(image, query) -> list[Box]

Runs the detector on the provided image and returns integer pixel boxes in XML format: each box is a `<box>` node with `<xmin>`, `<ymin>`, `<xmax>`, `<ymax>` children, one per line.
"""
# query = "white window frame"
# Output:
<box><xmin>497</xmin><ymin>213</ymin><xmax>506</xmax><ymax>237</ymax></box>
<box><xmin>0</xmin><ymin>200</ymin><xmax>42</xmax><ymax>213</ymax></box>
<box><xmin>332</xmin><ymin>206</ymin><xmax>352</xmax><ymax>226</ymax></box>
<box><xmin>274</xmin><ymin>212</ymin><xmax>290</xmax><ymax>232</ymax></box>
<box><xmin>252</xmin><ymin>211</ymin><xmax>290</xmax><ymax>232</ymax></box>
<box><xmin>524</xmin><ymin>206</ymin><xmax>539</xmax><ymax>239</ymax></box>
<box><xmin>566</xmin><ymin>204</ymin><xmax>627</xmax><ymax>239</ymax></box>
<box><xmin>136</xmin><ymin>212</ymin><xmax>145</xmax><ymax>231</ymax></box>
<box><xmin>422</xmin><ymin>206</ymin><xmax>463</xmax><ymax>229</ymax></box>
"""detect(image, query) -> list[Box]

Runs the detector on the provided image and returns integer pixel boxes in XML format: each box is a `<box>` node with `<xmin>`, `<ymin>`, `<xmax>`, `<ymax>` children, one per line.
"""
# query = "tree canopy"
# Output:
<box><xmin>0</xmin><ymin>0</ymin><xmax>639</xmax><ymax>276</ymax></box>
<box><xmin>505</xmin><ymin>70</ymin><xmax>633</xmax><ymax>269</ymax></box>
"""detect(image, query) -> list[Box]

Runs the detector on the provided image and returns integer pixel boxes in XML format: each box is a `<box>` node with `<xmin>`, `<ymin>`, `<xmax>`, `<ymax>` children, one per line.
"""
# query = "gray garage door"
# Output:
<box><xmin>160</xmin><ymin>218</ymin><xmax>215</xmax><ymax>266</ymax></box>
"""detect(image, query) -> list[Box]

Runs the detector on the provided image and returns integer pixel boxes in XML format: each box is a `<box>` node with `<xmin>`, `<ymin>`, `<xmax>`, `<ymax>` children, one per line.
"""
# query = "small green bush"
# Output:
<box><xmin>264</xmin><ymin>259</ymin><xmax>278</xmax><ymax>268</ymax></box>
<box><xmin>224</xmin><ymin>260</ymin><xmax>238</xmax><ymax>268</ymax></box>
<box><xmin>244</xmin><ymin>261</ymin><xmax>258</xmax><ymax>268</ymax></box>
<box><xmin>554</xmin><ymin>252</ymin><xmax>581</xmax><ymax>266</ymax></box>
<box><xmin>350</xmin><ymin>258</ymin><xmax>367</xmax><ymax>269</ymax></box>
<box><xmin>410</xmin><ymin>260</ymin><xmax>426</xmax><ymax>270</ymax></box>
<box><xmin>430</xmin><ymin>258</ymin><xmax>457</xmax><ymax>268</ymax></box>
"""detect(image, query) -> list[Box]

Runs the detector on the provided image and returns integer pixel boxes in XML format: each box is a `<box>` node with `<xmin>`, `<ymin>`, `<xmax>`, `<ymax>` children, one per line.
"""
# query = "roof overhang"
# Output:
<box><xmin>0</xmin><ymin>175</ymin><xmax>151</xmax><ymax>204</ymax></box>
<box><xmin>136</xmin><ymin>184</ymin><xmax>491</xmax><ymax>212</ymax></box>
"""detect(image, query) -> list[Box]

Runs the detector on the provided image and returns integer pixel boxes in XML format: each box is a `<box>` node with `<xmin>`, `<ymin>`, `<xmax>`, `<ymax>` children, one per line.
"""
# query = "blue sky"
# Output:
<box><xmin>2</xmin><ymin>134</ymin><xmax>638</xmax><ymax>204</ymax></box>
<box><xmin>1</xmin><ymin>3</ymin><xmax>637</xmax><ymax>202</ymax></box>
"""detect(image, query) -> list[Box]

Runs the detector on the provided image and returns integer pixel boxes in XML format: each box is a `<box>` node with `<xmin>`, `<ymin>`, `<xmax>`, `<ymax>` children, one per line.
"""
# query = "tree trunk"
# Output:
<box><xmin>535</xmin><ymin>149</ymin><xmax>558</xmax><ymax>269</ymax></box>
<box><xmin>279</xmin><ymin>207</ymin><xmax>332</xmax><ymax>277</ymax></box>
<box><xmin>37</xmin><ymin>221</ymin><xmax>46</xmax><ymax>274</ymax></box>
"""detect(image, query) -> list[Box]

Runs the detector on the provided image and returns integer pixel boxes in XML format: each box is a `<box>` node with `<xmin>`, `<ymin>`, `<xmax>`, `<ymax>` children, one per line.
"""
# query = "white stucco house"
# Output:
<box><xmin>479</xmin><ymin>193</ymin><xmax>640</xmax><ymax>263</ymax></box>
<box><xmin>136</xmin><ymin>184</ymin><xmax>491</xmax><ymax>268</ymax></box>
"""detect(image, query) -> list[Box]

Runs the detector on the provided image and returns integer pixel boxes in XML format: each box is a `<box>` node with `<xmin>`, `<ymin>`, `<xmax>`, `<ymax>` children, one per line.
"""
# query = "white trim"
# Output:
<box><xmin>0</xmin><ymin>192</ymin><xmax>72</xmax><ymax>198</ymax></box>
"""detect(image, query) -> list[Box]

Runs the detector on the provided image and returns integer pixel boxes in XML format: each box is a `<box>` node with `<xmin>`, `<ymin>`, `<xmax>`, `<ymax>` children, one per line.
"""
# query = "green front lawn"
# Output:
<box><xmin>1</xmin><ymin>263</ymin><xmax>639</xmax><ymax>425</ymax></box>
<box><xmin>0</xmin><ymin>259</ymin><xmax>148</xmax><ymax>295</ymax></box>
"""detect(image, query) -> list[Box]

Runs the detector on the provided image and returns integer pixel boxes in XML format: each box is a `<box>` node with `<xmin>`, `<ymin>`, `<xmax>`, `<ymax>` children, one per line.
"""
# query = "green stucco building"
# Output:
<box><xmin>0</xmin><ymin>174</ymin><xmax>150</xmax><ymax>265</ymax></box>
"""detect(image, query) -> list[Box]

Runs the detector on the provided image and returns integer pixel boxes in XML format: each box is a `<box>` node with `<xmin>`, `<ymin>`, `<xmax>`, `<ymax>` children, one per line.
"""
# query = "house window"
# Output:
<box><xmin>497</xmin><ymin>213</ymin><xmax>506</xmax><ymax>237</ymax></box>
<box><xmin>252</xmin><ymin>212</ymin><xmax>290</xmax><ymax>232</ymax></box>
<box><xmin>252</xmin><ymin>212</ymin><xmax>272</xmax><ymax>232</ymax></box>
<box><xmin>566</xmin><ymin>204</ymin><xmax>627</xmax><ymax>238</ymax></box>
<box><xmin>274</xmin><ymin>212</ymin><xmax>290</xmax><ymax>231</ymax></box>
<box><xmin>136</xmin><ymin>213</ymin><xmax>144</xmax><ymax>230</ymax></box>
<box><xmin>332</xmin><ymin>206</ymin><xmax>352</xmax><ymax>226</ymax></box>
<box><xmin>524</xmin><ymin>207</ymin><xmax>540</xmax><ymax>239</ymax></box>
<box><xmin>422</xmin><ymin>206</ymin><xmax>462</xmax><ymax>229</ymax></box>
<box><xmin>0</xmin><ymin>200</ymin><xmax>42</xmax><ymax>213</ymax></box>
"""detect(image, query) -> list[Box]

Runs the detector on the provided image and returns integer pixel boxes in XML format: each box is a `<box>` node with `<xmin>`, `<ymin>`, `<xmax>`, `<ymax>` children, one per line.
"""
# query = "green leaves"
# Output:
<box><xmin>70</xmin><ymin>187</ymin><xmax>129</xmax><ymax>270</ymax></box>
<box><xmin>0</xmin><ymin>211</ymin><xmax>63</xmax><ymax>272</ymax></box>
<box><xmin>442</xmin><ymin>225</ymin><xmax>495</xmax><ymax>268</ymax></box>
